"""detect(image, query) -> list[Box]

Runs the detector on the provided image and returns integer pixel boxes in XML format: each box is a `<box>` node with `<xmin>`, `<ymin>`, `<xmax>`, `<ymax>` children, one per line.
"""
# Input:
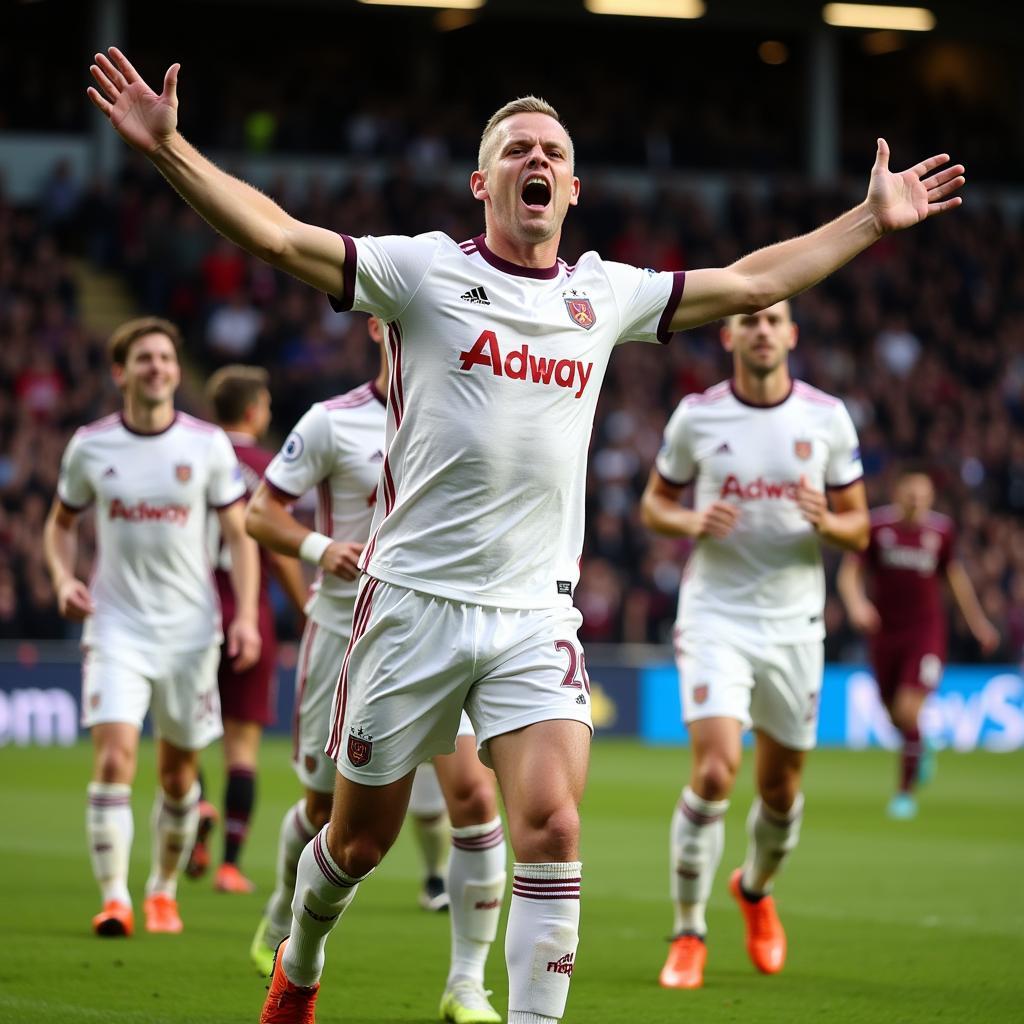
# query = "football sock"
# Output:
<box><xmin>145</xmin><ymin>781</ymin><xmax>201</xmax><ymax>899</ymax></box>
<box><xmin>900</xmin><ymin>725</ymin><xmax>922</xmax><ymax>794</ymax></box>
<box><xmin>87</xmin><ymin>782</ymin><xmax>134</xmax><ymax>905</ymax></box>
<box><xmin>265</xmin><ymin>799</ymin><xmax>317</xmax><ymax>945</ymax></box>
<box><xmin>447</xmin><ymin>817</ymin><xmax>506</xmax><ymax>985</ymax></box>
<box><xmin>506</xmin><ymin>861</ymin><xmax>581</xmax><ymax>1021</ymax></box>
<box><xmin>283</xmin><ymin>825</ymin><xmax>369</xmax><ymax>988</ymax></box>
<box><xmin>223</xmin><ymin>766</ymin><xmax>256</xmax><ymax>866</ymax></box>
<box><xmin>408</xmin><ymin>764</ymin><xmax>449</xmax><ymax>878</ymax></box>
<box><xmin>670</xmin><ymin>786</ymin><xmax>728</xmax><ymax>936</ymax></box>
<box><xmin>741</xmin><ymin>793</ymin><xmax>804</xmax><ymax>895</ymax></box>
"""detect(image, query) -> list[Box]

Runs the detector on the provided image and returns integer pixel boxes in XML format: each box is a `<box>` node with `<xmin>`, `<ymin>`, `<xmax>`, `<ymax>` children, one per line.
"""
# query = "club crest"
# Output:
<box><xmin>175</xmin><ymin>463</ymin><xmax>192</xmax><ymax>483</ymax></box>
<box><xmin>304</xmin><ymin>755</ymin><xmax>317</xmax><ymax>776</ymax></box>
<box><xmin>793</xmin><ymin>440</ymin><xmax>812</xmax><ymax>461</ymax></box>
<box><xmin>565</xmin><ymin>297</ymin><xmax>596</xmax><ymax>330</ymax></box>
<box><xmin>347</xmin><ymin>731</ymin><xmax>372</xmax><ymax>767</ymax></box>
<box><xmin>692</xmin><ymin>684</ymin><xmax>709</xmax><ymax>705</ymax></box>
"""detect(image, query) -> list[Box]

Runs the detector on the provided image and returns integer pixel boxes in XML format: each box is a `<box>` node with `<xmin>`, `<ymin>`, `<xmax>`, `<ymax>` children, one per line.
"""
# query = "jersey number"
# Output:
<box><xmin>554</xmin><ymin>640</ymin><xmax>590</xmax><ymax>693</ymax></box>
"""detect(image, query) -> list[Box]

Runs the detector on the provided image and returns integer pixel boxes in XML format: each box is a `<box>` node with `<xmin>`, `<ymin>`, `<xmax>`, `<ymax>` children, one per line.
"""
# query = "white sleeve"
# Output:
<box><xmin>825</xmin><ymin>402</ymin><xmax>864</xmax><ymax>489</ymax></box>
<box><xmin>602</xmin><ymin>260</ymin><xmax>686</xmax><ymax>346</ymax></box>
<box><xmin>56</xmin><ymin>430</ymin><xmax>94</xmax><ymax>510</ymax></box>
<box><xmin>264</xmin><ymin>404</ymin><xmax>334</xmax><ymax>499</ymax></box>
<box><xmin>655</xmin><ymin>400</ymin><xmax>696</xmax><ymax>486</ymax></box>
<box><xmin>329</xmin><ymin>232</ymin><xmax>444</xmax><ymax>322</ymax></box>
<box><xmin>206</xmin><ymin>429</ymin><xmax>247</xmax><ymax>509</ymax></box>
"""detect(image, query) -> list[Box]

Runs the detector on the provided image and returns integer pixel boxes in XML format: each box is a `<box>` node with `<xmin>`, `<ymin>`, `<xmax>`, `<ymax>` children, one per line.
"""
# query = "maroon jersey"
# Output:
<box><xmin>214</xmin><ymin>433</ymin><xmax>278</xmax><ymax>724</ymax></box>
<box><xmin>862</xmin><ymin>506</ymin><xmax>955</xmax><ymax>637</ymax></box>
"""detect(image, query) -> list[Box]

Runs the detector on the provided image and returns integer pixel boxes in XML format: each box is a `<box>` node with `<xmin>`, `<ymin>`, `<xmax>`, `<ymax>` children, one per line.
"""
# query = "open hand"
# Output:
<box><xmin>321</xmin><ymin>541</ymin><xmax>365</xmax><ymax>580</ymax></box>
<box><xmin>87</xmin><ymin>47</ymin><xmax>179</xmax><ymax>155</ymax></box>
<box><xmin>867</xmin><ymin>138</ymin><xmax>965</xmax><ymax>234</ymax></box>
<box><xmin>227</xmin><ymin>617</ymin><xmax>262</xmax><ymax>672</ymax></box>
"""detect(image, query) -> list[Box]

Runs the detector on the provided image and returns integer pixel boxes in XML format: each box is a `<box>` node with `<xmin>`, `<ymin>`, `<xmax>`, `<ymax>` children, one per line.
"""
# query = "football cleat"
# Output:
<box><xmin>185</xmin><ymin>800</ymin><xmax>219</xmax><ymax>879</ymax></box>
<box><xmin>729</xmin><ymin>869</ymin><xmax>786</xmax><ymax>974</ymax></box>
<box><xmin>439</xmin><ymin>977</ymin><xmax>502</xmax><ymax>1024</ymax></box>
<box><xmin>143</xmin><ymin>893</ymin><xmax>183</xmax><ymax>934</ymax></box>
<box><xmin>215</xmin><ymin>862</ymin><xmax>257</xmax><ymax>894</ymax></box>
<box><xmin>419</xmin><ymin>874</ymin><xmax>450</xmax><ymax>912</ymax></box>
<box><xmin>92</xmin><ymin>899</ymin><xmax>134</xmax><ymax>938</ymax></box>
<box><xmin>658</xmin><ymin>933</ymin><xmax>706</xmax><ymax>989</ymax></box>
<box><xmin>887</xmin><ymin>793</ymin><xmax>918</xmax><ymax>820</ymax></box>
<box><xmin>251</xmin><ymin>914</ymin><xmax>278</xmax><ymax>978</ymax></box>
<box><xmin>260</xmin><ymin>938</ymin><xmax>319</xmax><ymax>1024</ymax></box>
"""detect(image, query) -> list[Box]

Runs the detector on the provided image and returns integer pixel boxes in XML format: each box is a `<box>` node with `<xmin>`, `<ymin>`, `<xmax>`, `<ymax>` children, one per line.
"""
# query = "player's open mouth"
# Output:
<box><xmin>521</xmin><ymin>176</ymin><xmax>551</xmax><ymax>210</ymax></box>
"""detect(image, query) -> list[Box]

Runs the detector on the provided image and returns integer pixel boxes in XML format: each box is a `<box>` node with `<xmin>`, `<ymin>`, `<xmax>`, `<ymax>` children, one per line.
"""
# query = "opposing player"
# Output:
<box><xmin>191</xmin><ymin>365</ymin><xmax>308</xmax><ymax>892</ymax></box>
<box><xmin>88</xmin><ymin>45</ymin><xmax>965</xmax><ymax>1023</ymax></box>
<box><xmin>837</xmin><ymin>466</ymin><xmax>999</xmax><ymax>819</ymax></box>
<box><xmin>245</xmin><ymin>316</ymin><xmax>506</xmax><ymax>1023</ymax></box>
<box><xmin>641</xmin><ymin>301</ymin><xmax>869</xmax><ymax>989</ymax></box>
<box><xmin>42</xmin><ymin>316</ymin><xmax>261</xmax><ymax>937</ymax></box>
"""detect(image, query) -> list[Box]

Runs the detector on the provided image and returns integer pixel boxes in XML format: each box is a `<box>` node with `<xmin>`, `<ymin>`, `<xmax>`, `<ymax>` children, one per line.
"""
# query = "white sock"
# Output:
<box><xmin>506</xmin><ymin>861</ymin><xmax>581</xmax><ymax>1021</ymax></box>
<box><xmin>87</xmin><ymin>782</ymin><xmax>134</xmax><ymax>905</ymax></box>
<box><xmin>283</xmin><ymin>826</ymin><xmax>369</xmax><ymax>988</ymax></box>
<box><xmin>741</xmin><ymin>794</ymin><xmax>804</xmax><ymax>895</ymax></box>
<box><xmin>145</xmin><ymin>781</ymin><xmax>200</xmax><ymax>899</ymax></box>
<box><xmin>670</xmin><ymin>786</ymin><xmax>728</xmax><ymax>936</ymax></box>
<box><xmin>265</xmin><ymin>799</ymin><xmax>317</xmax><ymax>945</ymax></box>
<box><xmin>447</xmin><ymin>817</ymin><xmax>506</xmax><ymax>985</ymax></box>
<box><xmin>409</xmin><ymin>765</ymin><xmax>450</xmax><ymax>878</ymax></box>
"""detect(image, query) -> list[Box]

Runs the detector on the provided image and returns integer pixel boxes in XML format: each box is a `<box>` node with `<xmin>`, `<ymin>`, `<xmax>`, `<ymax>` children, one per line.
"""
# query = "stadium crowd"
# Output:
<box><xmin>1</xmin><ymin>157</ymin><xmax>1022</xmax><ymax>661</ymax></box>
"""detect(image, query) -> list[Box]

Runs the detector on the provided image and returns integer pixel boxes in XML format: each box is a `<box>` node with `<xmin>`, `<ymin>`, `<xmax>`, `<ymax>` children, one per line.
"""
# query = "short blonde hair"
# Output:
<box><xmin>478</xmin><ymin>96</ymin><xmax>574</xmax><ymax>173</ymax></box>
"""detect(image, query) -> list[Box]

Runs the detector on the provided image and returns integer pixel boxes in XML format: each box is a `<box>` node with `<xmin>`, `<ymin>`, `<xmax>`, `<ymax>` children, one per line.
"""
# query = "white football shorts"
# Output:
<box><xmin>81</xmin><ymin>643</ymin><xmax>222</xmax><ymax>751</ymax></box>
<box><xmin>294</xmin><ymin>614</ymin><xmax>476</xmax><ymax>793</ymax></box>
<box><xmin>325</xmin><ymin>577</ymin><xmax>594</xmax><ymax>785</ymax></box>
<box><xmin>674</xmin><ymin>627</ymin><xmax>824</xmax><ymax>751</ymax></box>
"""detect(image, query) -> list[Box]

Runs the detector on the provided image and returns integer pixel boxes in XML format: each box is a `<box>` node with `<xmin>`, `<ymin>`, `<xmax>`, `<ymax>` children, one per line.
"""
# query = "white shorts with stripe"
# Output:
<box><xmin>294</xmin><ymin>609</ymin><xmax>475</xmax><ymax>793</ymax></box>
<box><xmin>326</xmin><ymin>576</ymin><xmax>594</xmax><ymax>786</ymax></box>
<box><xmin>675</xmin><ymin>625</ymin><xmax>824</xmax><ymax>751</ymax></box>
<box><xmin>81</xmin><ymin>643</ymin><xmax>222</xmax><ymax>751</ymax></box>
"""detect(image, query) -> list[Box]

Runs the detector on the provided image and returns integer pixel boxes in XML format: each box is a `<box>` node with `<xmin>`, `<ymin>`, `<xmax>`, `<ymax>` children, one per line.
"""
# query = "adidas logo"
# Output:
<box><xmin>370</xmin><ymin>449</ymin><xmax>384</xmax><ymax>462</ymax></box>
<box><xmin>715</xmin><ymin>442</ymin><xmax>732</xmax><ymax>455</ymax></box>
<box><xmin>460</xmin><ymin>286</ymin><xmax>490</xmax><ymax>305</ymax></box>
<box><xmin>575</xmin><ymin>693</ymin><xmax>587</xmax><ymax>705</ymax></box>
<box><xmin>103</xmin><ymin>466</ymin><xmax>118</xmax><ymax>477</ymax></box>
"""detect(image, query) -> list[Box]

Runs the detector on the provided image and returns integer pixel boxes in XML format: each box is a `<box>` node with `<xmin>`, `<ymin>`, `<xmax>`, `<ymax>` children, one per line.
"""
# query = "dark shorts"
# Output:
<box><xmin>218</xmin><ymin>599</ymin><xmax>277</xmax><ymax>726</ymax></box>
<box><xmin>869</xmin><ymin>629</ymin><xmax>945</xmax><ymax>707</ymax></box>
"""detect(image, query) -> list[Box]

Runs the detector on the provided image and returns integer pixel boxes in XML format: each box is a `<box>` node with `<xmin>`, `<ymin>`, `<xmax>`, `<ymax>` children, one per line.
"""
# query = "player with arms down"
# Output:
<box><xmin>641</xmin><ymin>300</ymin><xmax>868</xmax><ymax>989</ymax></box>
<box><xmin>42</xmin><ymin>316</ymin><xmax>261</xmax><ymax>937</ymax></box>
<box><xmin>837</xmin><ymin>466</ymin><xmax>999</xmax><ymax>819</ymax></box>
<box><xmin>87</xmin><ymin>45</ymin><xmax>966</xmax><ymax>1023</ymax></box>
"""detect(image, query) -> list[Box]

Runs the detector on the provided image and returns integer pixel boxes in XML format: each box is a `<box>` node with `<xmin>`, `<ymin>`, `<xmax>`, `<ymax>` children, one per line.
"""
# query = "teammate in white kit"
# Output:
<box><xmin>641</xmin><ymin>300</ymin><xmax>869</xmax><ymax>989</ymax></box>
<box><xmin>42</xmin><ymin>316</ymin><xmax>261</xmax><ymax>938</ymax></box>
<box><xmin>246</xmin><ymin>317</ymin><xmax>507</xmax><ymax>1024</ymax></box>
<box><xmin>88</xmin><ymin>44</ymin><xmax>966</xmax><ymax>1024</ymax></box>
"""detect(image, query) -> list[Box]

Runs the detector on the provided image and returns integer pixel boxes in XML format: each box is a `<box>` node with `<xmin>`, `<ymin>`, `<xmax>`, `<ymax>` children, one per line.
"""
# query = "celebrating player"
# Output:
<box><xmin>245</xmin><ymin>317</ymin><xmax>507</xmax><ymax>1022</ymax></box>
<box><xmin>87</xmin><ymin>45</ymin><xmax>965</xmax><ymax>1023</ymax></box>
<box><xmin>42</xmin><ymin>316</ymin><xmax>261</xmax><ymax>938</ymax></box>
<box><xmin>641</xmin><ymin>301</ymin><xmax>869</xmax><ymax>989</ymax></box>
<box><xmin>837</xmin><ymin>466</ymin><xmax>999</xmax><ymax>819</ymax></box>
<box><xmin>188</xmin><ymin>365</ymin><xmax>308</xmax><ymax>892</ymax></box>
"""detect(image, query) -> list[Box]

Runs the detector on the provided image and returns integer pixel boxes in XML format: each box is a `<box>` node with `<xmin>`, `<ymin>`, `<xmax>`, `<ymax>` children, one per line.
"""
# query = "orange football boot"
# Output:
<box><xmin>215</xmin><ymin>862</ymin><xmax>257</xmax><ymax>893</ymax></box>
<box><xmin>729</xmin><ymin>868</ymin><xmax>786</xmax><ymax>974</ymax></box>
<box><xmin>260</xmin><ymin>938</ymin><xmax>319</xmax><ymax>1024</ymax></box>
<box><xmin>92</xmin><ymin>900</ymin><xmax>134</xmax><ymax>937</ymax></box>
<box><xmin>143</xmin><ymin>893</ymin><xmax>184</xmax><ymax>934</ymax></box>
<box><xmin>185</xmin><ymin>800</ymin><xmax>219</xmax><ymax>879</ymax></box>
<box><xmin>659</xmin><ymin>933</ymin><xmax>707</xmax><ymax>989</ymax></box>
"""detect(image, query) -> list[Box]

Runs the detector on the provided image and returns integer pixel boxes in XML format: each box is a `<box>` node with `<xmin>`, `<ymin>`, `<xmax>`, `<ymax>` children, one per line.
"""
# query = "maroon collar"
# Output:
<box><xmin>119</xmin><ymin>411</ymin><xmax>179</xmax><ymax>436</ymax></box>
<box><xmin>729</xmin><ymin>380</ymin><xmax>793</xmax><ymax>409</ymax></box>
<box><xmin>472</xmin><ymin>234</ymin><xmax>561</xmax><ymax>280</ymax></box>
<box><xmin>369</xmin><ymin>380</ymin><xmax>387</xmax><ymax>406</ymax></box>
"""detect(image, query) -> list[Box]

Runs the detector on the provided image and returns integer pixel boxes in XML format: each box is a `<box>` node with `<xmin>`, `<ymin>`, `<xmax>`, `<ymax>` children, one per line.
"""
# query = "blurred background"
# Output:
<box><xmin>1</xmin><ymin>0</ymin><xmax>1021</xmax><ymax>748</ymax></box>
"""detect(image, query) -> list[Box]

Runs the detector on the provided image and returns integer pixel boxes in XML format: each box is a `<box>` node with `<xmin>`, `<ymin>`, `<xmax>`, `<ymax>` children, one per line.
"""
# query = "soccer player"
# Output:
<box><xmin>641</xmin><ymin>300</ymin><xmax>869</xmax><ymax>989</ymax></box>
<box><xmin>245</xmin><ymin>316</ymin><xmax>507</xmax><ymax>1023</ymax></box>
<box><xmin>837</xmin><ymin>466</ymin><xmax>999</xmax><ymax>819</ymax></box>
<box><xmin>42</xmin><ymin>316</ymin><xmax>261</xmax><ymax>937</ymax></box>
<box><xmin>87</xmin><ymin>46</ymin><xmax>965</xmax><ymax>1023</ymax></box>
<box><xmin>192</xmin><ymin>365</ymin><xmax>309</xmax><ymax>893</ymax></box>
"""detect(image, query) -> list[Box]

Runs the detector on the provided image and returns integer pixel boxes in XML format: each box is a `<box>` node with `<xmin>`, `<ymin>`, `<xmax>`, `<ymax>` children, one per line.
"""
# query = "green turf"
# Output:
<box><xmin>1</xmin><ymin>739</ymin><xmax>1021</xmax><ymax>1023</ymax></box>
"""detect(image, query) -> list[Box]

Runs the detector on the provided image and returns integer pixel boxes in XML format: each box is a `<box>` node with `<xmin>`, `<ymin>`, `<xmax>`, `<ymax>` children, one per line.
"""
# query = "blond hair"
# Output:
<box><xmin>478</xmin><ymin>96</ymin><xmax>573</xmax><ymax>173</ymax></box>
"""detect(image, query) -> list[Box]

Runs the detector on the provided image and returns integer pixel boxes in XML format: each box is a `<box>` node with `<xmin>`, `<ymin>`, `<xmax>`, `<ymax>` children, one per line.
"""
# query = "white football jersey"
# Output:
<box><xmin>656</xmin><ymin>380</ymin><xmax>863</xmax><ymax>642</ymax></box>
<box><xmin>330</xmin><ymin>231</ymin><xmax>684</xmax><ymax>609</ymax></box>
<box><xmin>264</xmin><ymin>382</ymin><xmax>386</xmax><ymax>632</ymax></box>
<box><xmin>57</xmin><ymin>412</ymin><xmax>246</xmax><ymax>652</ymax></box>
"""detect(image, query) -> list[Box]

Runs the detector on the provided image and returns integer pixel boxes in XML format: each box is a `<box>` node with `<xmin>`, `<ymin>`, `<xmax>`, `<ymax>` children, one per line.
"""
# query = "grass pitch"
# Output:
<box><xmin>1</xmin><ymin>739</ymin><xmax>1021</xmax><ymax>1023</ymax></box>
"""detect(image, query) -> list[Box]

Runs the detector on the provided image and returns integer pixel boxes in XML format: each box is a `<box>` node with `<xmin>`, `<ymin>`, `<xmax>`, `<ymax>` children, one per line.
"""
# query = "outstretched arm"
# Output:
<box><xmin>672</xmin><ymin>139</ymin><xmax>965</xmax><ymax>330</ymax></box>
<box><xmin>88</xmin><ymin>47</ymin><xmax>346</xmax><ymax>296</ymax></box>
